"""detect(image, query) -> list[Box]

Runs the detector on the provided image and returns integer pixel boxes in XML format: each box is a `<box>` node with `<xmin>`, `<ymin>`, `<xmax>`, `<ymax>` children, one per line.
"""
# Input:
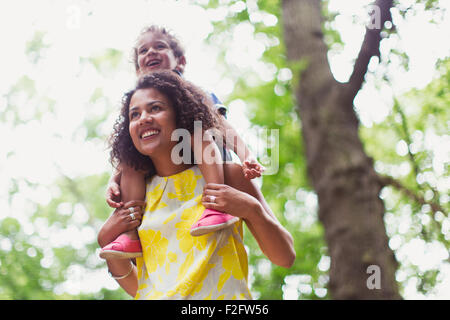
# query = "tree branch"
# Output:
<box><xmin>389</xmin><ymin>99</ymin><xmax>447</xmax><ymax>215</ymax></box>
<box><xmin>345</xmin><ymin>0</ymin><xmax>394</xmax><ymax>101</ymax></box>
<box><xmin>378</xmin><ymin>174</ymin><xmax>447</xmax><ymax>216</ymax></box>
<box><xmin>392</xmin><ymin>99</ymin><xmax>421</xmax><ymax>180</ymax></box>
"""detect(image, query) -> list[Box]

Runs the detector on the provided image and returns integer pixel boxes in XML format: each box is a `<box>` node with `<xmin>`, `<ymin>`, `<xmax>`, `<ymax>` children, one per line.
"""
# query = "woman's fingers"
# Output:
<box><xmin>122</xmin><ymin>211</ymin><xmax>142</xmax><ymax>231</ymax></box>
<box><xmin>202</xmin><ymin>200</ymin><xmax>220</xmax><ymax>211</ymax></box>
<box><xmin>128</xmin><ymin>220</ymin><xmax>142</xmax><ymax>231</ymax></box>
<box><xmin>202</xmin><ymin>188</ymin><xmax>221</xmax><ymax>197</ymax></box>
<box><xmin>116</xmin><ymin>200</ymin><xmax>146</xmax><ymax>224</ymax></box>
<box><xmin>201</xmin><ymin>187</ymin><xmax>227</xmax><ymax>213</ymax></box>
<box><xmin>122</xmin><ymin>200</ymin><xmax>147</xmax><ymax>209</ymax></box>
<box><xmin>203</xmin><ymin>183</ymin><xmax>224</xmax><ymax>191</ymax></box>
<box><xmin>202</xmin><ymin>194</ymin><xmax>222</xmax><ymax>211</ymax></box>
<box><xmin>202</xmin><ymin>194</ymin><xmax>218</xmax><ymax>204</ymax></box>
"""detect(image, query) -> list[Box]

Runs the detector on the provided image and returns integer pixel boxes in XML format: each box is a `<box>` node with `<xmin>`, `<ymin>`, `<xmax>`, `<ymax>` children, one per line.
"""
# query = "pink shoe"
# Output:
<box><xmin>190</xmin><ymin>209</ymin><xmax>239</xmax><ymax>237</ymax></box>
<box><xmin>99</xmin><ymin>234</ymin><xmax>142</xmax><ymax>259</ymax></box>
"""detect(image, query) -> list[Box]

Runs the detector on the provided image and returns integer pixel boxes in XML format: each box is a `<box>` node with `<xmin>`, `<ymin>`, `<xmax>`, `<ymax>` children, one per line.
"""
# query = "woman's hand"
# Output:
<box><xmin>97</xmin><ymin>200</ymin><xmax>146</xmax><ymax>248</ymax></box>
<box><xmin>202</xmin><ymin>183</ymin><xmax>259</xmax><ymax>220</ymax></box>
<box><xmin>112</xmin><ymin>200</ymin><xmax>146</xmax><ymax>232</ymax></box>
<box><xmin>215</xmin><ymin>163</ymin><xmax>295</xmax><ymax>268</ymax></box>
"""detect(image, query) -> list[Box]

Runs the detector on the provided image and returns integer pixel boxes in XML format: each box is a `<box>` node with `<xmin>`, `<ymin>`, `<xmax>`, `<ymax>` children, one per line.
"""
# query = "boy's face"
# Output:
<box><xmin>136</xmin><ymin>32</ymin><xmax>185</xmax><ymax>76</ymax></box>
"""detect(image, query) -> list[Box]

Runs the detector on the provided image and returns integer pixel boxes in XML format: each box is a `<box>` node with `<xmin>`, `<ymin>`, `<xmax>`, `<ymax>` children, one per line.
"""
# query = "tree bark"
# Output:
<box><xmin>282</xmin><ymin>0</ymin><xmax>401</xmax><ymax>299</ymax></box>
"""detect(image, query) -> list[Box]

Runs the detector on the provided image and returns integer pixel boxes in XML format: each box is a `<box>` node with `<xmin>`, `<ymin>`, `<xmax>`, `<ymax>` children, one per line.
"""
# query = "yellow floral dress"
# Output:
<box><xmin>135</xmin><ymin>166</ymin><xmax>252</xmax><ymax>300</ymax></box>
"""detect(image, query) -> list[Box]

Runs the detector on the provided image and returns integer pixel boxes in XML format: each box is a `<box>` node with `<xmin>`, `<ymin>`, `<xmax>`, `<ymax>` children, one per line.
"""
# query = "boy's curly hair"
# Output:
<box><xmin>109</xmin><ymin>70</ymin><xmax>222</xmax><ymax>174</ymax></box>
<box><xmin>132</xmin><ymin>25</ymin><xmax>185</xmax><ymax>73</ymax></box>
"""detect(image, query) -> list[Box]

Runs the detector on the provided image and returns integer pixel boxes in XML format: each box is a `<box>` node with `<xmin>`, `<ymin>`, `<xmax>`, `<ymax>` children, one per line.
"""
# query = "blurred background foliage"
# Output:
<box><xmin>0</xmin><ymin>0</ymin><xmax>448</xmax><ymax>299</ymax></box>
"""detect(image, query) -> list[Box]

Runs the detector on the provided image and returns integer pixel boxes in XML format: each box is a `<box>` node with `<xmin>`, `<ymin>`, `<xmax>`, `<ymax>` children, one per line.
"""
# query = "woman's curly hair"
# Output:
<box><xmin>109</xmin><ymin>70</ymin><xmax>223</xmax><ymax>174</ymax></box>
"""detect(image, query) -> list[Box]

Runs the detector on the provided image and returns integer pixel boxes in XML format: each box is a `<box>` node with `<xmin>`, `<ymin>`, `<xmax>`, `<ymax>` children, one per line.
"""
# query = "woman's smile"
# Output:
<box><xmin>140</xmin><ymin>128</ymin><xmax>160</xmax><ymax>140</ymax></box>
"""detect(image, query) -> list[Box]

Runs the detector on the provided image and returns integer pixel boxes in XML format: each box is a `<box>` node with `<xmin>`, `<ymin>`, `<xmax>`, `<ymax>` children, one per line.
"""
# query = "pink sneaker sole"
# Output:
<box><xmin>99</xmin><ymin>234</ymin><xmax>142</xmax><ymax>259</ymax></box>
<box><xmin>190</xmin><ymin>209</ymin><xmax>239</xmax><ymax>237</ymax></box>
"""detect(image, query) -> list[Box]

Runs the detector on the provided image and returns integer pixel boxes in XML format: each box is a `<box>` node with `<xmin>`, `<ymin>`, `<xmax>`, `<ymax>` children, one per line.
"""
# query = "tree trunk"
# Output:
<box><xmin>282</xmin><ymin>0</ymin><xmax>401</xmax><ymax>299</ymax></box>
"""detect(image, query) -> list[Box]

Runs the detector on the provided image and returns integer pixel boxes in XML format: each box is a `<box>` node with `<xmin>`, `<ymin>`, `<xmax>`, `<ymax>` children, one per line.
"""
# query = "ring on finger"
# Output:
<box><xmin>129</xmin><ymin>207</ymin><xmax>135</xmax><ymax>214</ymax></box>
<box><xmin>129</xmin><ymin>213</ymin><xmax>136</xmax><ymax>221</ymax></box>
<box><xmin>209</xmin><ymin>195</ymin><xmax>216</xmax><ymax>203</ymax></box>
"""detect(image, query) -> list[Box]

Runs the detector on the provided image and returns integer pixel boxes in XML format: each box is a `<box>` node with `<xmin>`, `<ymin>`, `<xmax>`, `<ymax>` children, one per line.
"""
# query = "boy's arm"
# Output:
<box><xmin>222</xmin><ymin>118</ymin><xmax>265</xmax><ymax>179</ymax></box>
<box><xmin>210</xmin><ymin>92</ymin><xmax>264</xmax><ymax>178</ymax></box>
<box><xmin>222</xmin><ymin>118</ymin><xmax>250</xmax><ymax>162</ymax></box>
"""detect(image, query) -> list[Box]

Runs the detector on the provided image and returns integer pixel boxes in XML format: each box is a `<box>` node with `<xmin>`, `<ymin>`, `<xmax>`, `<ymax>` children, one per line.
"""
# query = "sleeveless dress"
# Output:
<box><xmin>135</xmin><ymin>166</ymin><xmax>252</xmax><ymax>300</ymax></box>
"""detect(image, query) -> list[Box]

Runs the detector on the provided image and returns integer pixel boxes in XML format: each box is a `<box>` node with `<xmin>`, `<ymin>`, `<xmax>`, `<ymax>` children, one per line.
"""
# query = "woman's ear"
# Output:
<box><xmin>175</xmin><ymin>55</ymin><xmax>187</xmax><ymax>73</ymax></box>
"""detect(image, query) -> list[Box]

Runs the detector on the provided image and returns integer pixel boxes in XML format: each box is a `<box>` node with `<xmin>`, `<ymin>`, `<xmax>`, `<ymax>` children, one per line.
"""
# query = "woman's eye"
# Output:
<box><xmin>151</xmin><ymin>105</ymin><xmax>161</xmax><ymax>112</ymax></box>
<box><xmin>130</xmin><ymin>111</ymin><xmax>139</xmax><ymax>119</ymax></box>
<box><xmin>139</xmin><ymin>47</ymin><xmax>147</xmax><ymax>54</ymax></box>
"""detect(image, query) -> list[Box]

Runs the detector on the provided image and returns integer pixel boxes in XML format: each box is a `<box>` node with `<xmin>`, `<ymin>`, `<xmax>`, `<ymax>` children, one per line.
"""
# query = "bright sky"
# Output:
<box><xmin>0</xmin><ymin>0</ymin><xmax>449</xmax><ymax>299</ymax></box>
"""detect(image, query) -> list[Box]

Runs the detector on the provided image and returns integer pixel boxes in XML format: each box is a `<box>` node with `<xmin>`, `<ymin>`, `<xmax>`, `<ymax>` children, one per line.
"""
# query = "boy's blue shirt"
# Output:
<box><xmin>209</xmin><ymin>92</ymin><xmax>228</xmax><ymax>118</ymax></box>
<box><xmin>173</xmin><ymin>69</ymin><xmax>227</xmax><ymax>118</ymax></box>
<box><xmin>207</xmin><ymin>91</ymin><xmax>231</xmax><ymax>161</ymax></box>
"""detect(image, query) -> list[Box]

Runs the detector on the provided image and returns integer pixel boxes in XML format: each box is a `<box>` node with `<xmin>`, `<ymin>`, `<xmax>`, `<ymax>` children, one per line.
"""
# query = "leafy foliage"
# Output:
<box><xmin>198</xmin><ymin>0</ymin><xmax>449</xmax><ymax>299</ymax></box>
<box><xmin>360</xmin><ymin>57</ymin><xmax>450</xmax><ymax>295</ymax></box>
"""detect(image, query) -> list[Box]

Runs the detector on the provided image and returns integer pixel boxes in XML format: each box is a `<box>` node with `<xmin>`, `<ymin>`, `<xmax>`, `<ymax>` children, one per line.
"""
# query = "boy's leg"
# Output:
<box><xmin>190</xmin><ymin>131</ymin><xmax>238</xmax><ymax>236</ymax></box>
<box><xmin>193</xmin><ymin>131</ymin><xmax>225</xmax><ymax>185</ymax></box>
<box><xmin>99</xmin><ymin>164</ymin><xmax>146</xmax><ymax>259</ymax></box>
<box><xmin>120</xmin><ymin>164</ymin><xmax>146</xmax><ymax>240</ymax></box>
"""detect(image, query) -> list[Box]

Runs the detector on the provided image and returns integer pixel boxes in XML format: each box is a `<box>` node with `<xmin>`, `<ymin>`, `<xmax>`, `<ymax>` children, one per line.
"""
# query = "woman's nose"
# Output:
<box><xmin>139</xmin><ymin>111</ymin><xmax>153</xmax><ymax>124</ymax></box>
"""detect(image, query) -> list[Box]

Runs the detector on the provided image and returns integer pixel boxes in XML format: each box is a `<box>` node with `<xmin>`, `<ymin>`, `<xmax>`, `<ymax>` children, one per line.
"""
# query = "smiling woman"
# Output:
<box><xmin>98</xmin><ymin>70</ymin><xmax>295</xmax><ymax>299</ymax></box>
